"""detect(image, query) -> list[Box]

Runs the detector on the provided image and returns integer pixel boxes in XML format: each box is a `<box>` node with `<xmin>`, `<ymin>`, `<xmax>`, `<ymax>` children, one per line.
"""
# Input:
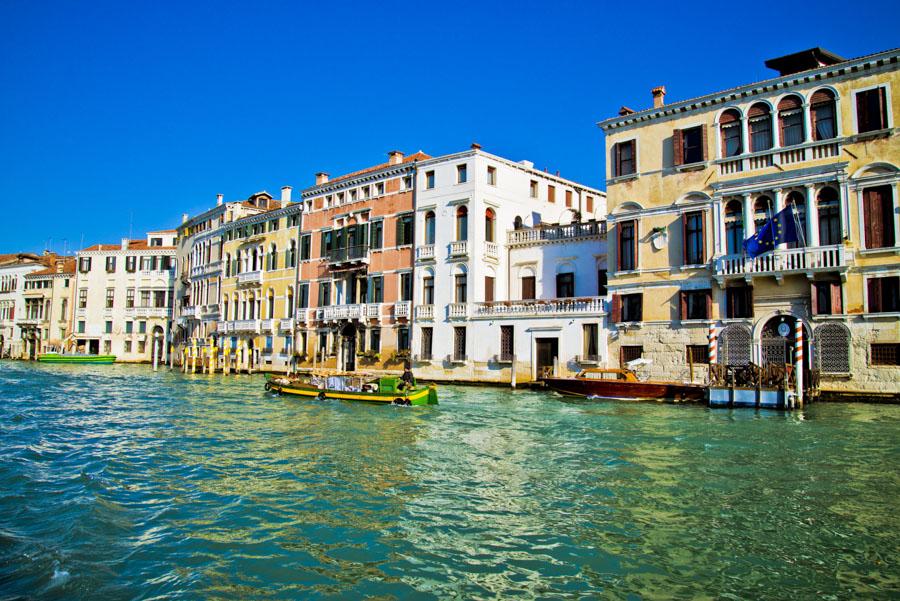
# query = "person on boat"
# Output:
<box><xmin>400</xmin><ymin>360</ymin><xmax>416</xmax><ymax>391</ymax></box>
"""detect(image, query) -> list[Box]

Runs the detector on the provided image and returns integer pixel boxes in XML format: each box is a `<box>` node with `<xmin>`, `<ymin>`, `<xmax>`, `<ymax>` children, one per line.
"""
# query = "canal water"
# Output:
<box><xmin>1</xmin><ymin>362</ymin><xmax>898</xmax><ymax>600</ymax></box>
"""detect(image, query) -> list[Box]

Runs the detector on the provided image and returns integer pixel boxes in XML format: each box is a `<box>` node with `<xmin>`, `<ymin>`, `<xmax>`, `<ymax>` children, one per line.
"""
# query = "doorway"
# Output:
<box><xmin>535</xmin><ymin>337</ymin><xmax>559</xmax><ymax>379</ymax></box>
<box><xmin>341</xmin><ymin>323</ymin><xmax>357</xmax><ymax>372</ymax></box>
<box><xmin>88</xmin><ymin>339</ymin><xmax>100</xmax><ymax>355</ymax></box>
<box><xmin>152</xmin><ymin>326</ymin><xmax>165</xmax><ymax>361</ymax></box>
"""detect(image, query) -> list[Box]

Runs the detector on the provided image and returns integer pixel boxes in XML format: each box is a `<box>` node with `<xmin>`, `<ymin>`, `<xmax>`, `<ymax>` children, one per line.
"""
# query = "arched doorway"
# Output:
<box><xmin>759</xmin><ymin>314</ymin><xmax>809</xmax><ymax>375</ymax></box>
<box><xmin>151</xmin><ymin>326</ymin><xmax>165</xmax><ymax>361</ymax></box>
<box><xmin>340</xmin><ymin>323</ymin><xmax>358</xmax><ymax>372</ymax></box>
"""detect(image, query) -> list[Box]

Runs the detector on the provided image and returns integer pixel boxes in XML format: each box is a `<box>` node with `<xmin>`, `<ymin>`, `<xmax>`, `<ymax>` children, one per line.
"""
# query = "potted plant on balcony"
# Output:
<box><xmin>357</xmin><ymin>349</ymin><xmax>380</xmax><ymax>364</ymax></box>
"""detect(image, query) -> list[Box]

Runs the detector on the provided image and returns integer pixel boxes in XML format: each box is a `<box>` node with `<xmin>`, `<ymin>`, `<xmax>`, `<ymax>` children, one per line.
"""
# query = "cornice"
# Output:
<box><xmin>301</xmin><ymin>163</ymin><xmax>416</xmax><ymax>197</ymax></box>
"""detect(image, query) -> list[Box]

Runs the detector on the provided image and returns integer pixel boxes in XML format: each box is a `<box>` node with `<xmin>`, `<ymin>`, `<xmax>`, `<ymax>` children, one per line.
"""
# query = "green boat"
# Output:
<box><xmin>266</xmin><ymin>373</ymin><xmax>438</xmax><ymax>406</ymax></box>
<box><xmin>38</xmin><ymin>353</ymin><xmax>116</xmax><ymax>364</ymax></box>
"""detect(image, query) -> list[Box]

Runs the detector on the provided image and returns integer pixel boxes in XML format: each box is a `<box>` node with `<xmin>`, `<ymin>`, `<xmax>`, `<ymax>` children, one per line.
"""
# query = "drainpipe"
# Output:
<box><xmin>409</xmin><ymin>160</ymin><xmax>418</xmax><ymax>372</ymax></box>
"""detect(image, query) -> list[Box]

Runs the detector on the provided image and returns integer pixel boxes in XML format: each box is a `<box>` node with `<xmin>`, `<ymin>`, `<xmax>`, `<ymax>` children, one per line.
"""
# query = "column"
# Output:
<box><xmin>742</xmin><ymin>193</ymin><xmax>754</xmax><ymax>237</ymax></box>
<box><xmin>805</xmin><ymin>184</ymin><xmax>820</xmax><ymax>247</ymax></box>
<box><xmin>802</xmin><ymin>102</ymin><xmax>813</xmax><ymax>145</ymax></box>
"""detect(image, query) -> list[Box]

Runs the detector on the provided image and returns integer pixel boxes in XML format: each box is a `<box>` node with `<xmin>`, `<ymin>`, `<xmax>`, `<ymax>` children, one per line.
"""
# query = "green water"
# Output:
<box><xmin>1</xmin><ymin>362</ymin><xmax>898</xmax><ymax>599</ymax></box>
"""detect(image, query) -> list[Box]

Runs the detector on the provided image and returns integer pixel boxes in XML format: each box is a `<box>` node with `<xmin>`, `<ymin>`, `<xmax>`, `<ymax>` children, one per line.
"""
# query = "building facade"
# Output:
<box><xmin>599</xmin><ymin>47</ymin><xmax>900</xmax><ymax>397</ymax></box>
<box><xmin>411</xmin><ymin>147</ymin><xmax>607</xmax><ymax>383</ymax></box>
<box><xmin>0</xmin><ymin>253</ymin><xmax>51</xmax><ymax>358</ymax></box>
<box><xmin>73</xmin><ymin>231</ymin><xmax>177</xmax><ymax>361</ymax></box>
<box><xmin>18</xmin><ymin>257</ymin><xmax>76</xmax><ymax>359</ymax></box>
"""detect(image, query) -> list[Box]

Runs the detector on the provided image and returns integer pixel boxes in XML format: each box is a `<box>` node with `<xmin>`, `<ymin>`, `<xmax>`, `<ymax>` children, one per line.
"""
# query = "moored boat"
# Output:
<box><xmin>266</xmin><ymin>373</ymin><xmax>438</xmax><ymax>406</ymax></box>
<box><xmin>543</xmin><ymin>368</ymin><xmax>705</xmax><ymax>402</ymax></box>
<box><xmin>38</xmin><ymin>353</ymin><xmax>116</xmax><ymax>364</ymax></box>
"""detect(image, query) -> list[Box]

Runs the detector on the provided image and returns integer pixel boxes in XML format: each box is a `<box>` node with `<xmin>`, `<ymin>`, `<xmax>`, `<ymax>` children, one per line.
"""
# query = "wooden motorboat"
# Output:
<box><xmin>543</xmin><ymin>368</ymin><xmax>705</xmax><ymax>402</ymax></box>
<box><xmin>38</xmin><ymin>353</ymin><xmax>116</xmax><ymax>364</ymax></box>
<box><xmin>265</xmin><ymin>373</ymin><xmax>438</xmax><ymax>406</ymax></box>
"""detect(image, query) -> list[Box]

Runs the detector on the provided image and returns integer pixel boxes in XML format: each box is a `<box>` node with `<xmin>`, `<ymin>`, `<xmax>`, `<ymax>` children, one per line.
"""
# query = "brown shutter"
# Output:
<box><xmin>484</xmin><ymin>276</ymin><xmax>494</xmax><ymax>302</ymax></box>
<box><xmin>882</xmin><ymin>185</ymin><xmax>896</xmax><ymax>247</ymax></box>
<box><xmin>679</xmin><ymin>291</ymin><xmax>687</xmax><ymax>320</ymax></box>
<box><xmin>614</xmin><ymin>143</ymin><xmax>622</xmax><ymax>177</ymax></box>
<box><xmin>706</xmin><ymin>289</ymin><xmax>713</xmax><ymax>320</ymax></box>
<box><xmin>831</xmin><ymin>282</ymin><xmax>842</xmax><ymax>315</ymax></box>
<box><xmin>864</xmin><ymin>188</ymin><xmax>884</xmax><ymax>248</ymax></box>
<box><xmin>611</xmin><ymin>294</ymin><xmax>621</xmax><ymax>323</ymax></box>
<box><xmin>810</xmin><ymin>282</ymin><xmax>819</xmax><ymax>315</ymax></box>
<box><xmin>857</xmin><ymin>92</ymin><xmax>870</xmax><ymax>132</ymax></box>
<box><xmin>673</xmin><ymin>129</ymin><xmax>683</xmax><ymax>166</ymax></box>
<box><xmin>701</xmin><ymin>125</ymin><xmax>708</xmax><ymax>161</ymax></box>
<box><xmin>748</xmin><ymin>104</ymin><xmax>768</xmax><ymax>118</ymax></box>
<box><xmin>777</xmin><ymin>96</ymin><xmax>802</xmax><ymax>111</ymax></box>
<box><xmin>868</xmin><ymin>278</ymin><xmax>881</xmax><ymax>313</ymax></box>
<box><xmin>810</xmin><ymin>90</ymin><xmax>833</xmax><ymax>105</ymax></box>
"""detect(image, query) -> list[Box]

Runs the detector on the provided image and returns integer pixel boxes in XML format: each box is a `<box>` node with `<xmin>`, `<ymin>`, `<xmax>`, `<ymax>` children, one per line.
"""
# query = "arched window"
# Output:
<box><xmin>225</xmin><ymin>253</ymin><xmax>232</xmax><ymax>277</ymax></box>
<box><xmin>719</xmin><ymin>324</ymin><xmax>752</xmax><ymax>366</ymax></box>
<box><xmin>454</xmin><ymin>265</ymin><xmax>468</xmax><ymax>303</ymax></box>
<box><xmin>513</xmin><ymin>215</ymin><xmax>523</xmax><ymax>230</ymax></box>
<box><xmin>810</xmin><ymin>89</ymin><xmax>837</xmax><ymax>141</ymax></box>
<box><xmin>267</xmin><ymin>290</ymin><xmax>275</xmax><ymax>319</ymax></box>
<box><xmin>748</xmin><ymin>103</ymin><xmax>773</xmax><ymax>152</ymax></box>
<box><xmin>785</xmin><ymin>190</ymin><xmax>807</xmax><ymax>248</ymax></box>
<box><xmin>251</xmin><ymin>247</ymin><xmax>259</xmax><ymax>271</ymax></box>
<box><xmin>485</xmin><ymin>208</ymin><xmax>496</xmax><ymax>243</ymax></box>
<box><xmin>268</xmin><ymin>243</ymin><xmax>277</xmax><ymax>271</ymax></box>
<box><xmin>286</xmin><ymin>286</ymin><xmax>294</xmax><ymax>318</ymax></box>
<box><xmin>754</xmin><ymin>196</ymin><xmax>773</xmax><ymax>231</ymax></box>
<box><xmin>814</xmin><ymin>323</ymin><xmax>850</xmax><ymax>373</ymax></box>
<box><xmin>720</xmin><ymin>109</ymin><xmax>743</xmax><ymax>157</ymax></box>
<box><xmin>817</xmin><ymin>187</ymin><xmax>841</xmax><ymax>246</ymax></box>
<box><xmin>287</xmin><ymin>240</ymin><xmax>297</xmax><ymax>268</ymax></box>
<box><xmin>778</xmin><ymin>95</ymin><xmax>805</xmax><ymax>147</ymax></box>
<box><xmin>422</xmin><ymin>268</ymin><xmax>435</xmax><ymax>304</ymax></box>
<box><xmin>724</xmin><ymin>199</ymin><xmax>744</xmax><ymax>255</ymax></box>
<box><xmin>456</xmin><ymin>206</ymin><xmax>468</xmax><ymax>241</ymax></box>
<box><xmin>424</xmin><ymin>211</ymin><xmax>436</xmax><ymax>245</ymax></box>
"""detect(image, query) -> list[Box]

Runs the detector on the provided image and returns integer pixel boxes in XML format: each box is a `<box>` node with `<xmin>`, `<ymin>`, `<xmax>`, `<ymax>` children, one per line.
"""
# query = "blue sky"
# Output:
<box><xmin>1</xmin><ymin>0</ymin><xmax>896</xmax><ymax>253</ymax></box>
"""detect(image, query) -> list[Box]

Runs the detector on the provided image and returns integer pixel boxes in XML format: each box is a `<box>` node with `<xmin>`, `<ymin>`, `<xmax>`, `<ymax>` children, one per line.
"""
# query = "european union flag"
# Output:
<box><xmin>743</xmin><ymin>206</ymin><xmax>799</xmax><ymax>258</ymax></box>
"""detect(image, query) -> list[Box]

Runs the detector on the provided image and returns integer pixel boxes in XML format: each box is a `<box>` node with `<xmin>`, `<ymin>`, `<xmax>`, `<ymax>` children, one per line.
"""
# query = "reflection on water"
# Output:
<box><xmin>1</xmin><ymin>361</ymin><xmax>898</xmax><ymax>599</ymax></box>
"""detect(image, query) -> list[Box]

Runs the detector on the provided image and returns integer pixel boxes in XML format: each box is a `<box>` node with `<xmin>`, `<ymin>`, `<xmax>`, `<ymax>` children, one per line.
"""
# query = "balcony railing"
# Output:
<box><xmin>279</xmin><ymin>318</ymin><xmax>294</xmax><ymax>332</ymax></box>
<box><xmin>127</xmin><ymin>306</ymin><xmax>172</xmax><ymax>318</ymax></box>
<box><xmin>415</xmin><ymin>304</ymin><xmax>434</xmax><ymax>320</ymax></box>
<box><xmin>507</xmin><ymin>221</ymin><xmax>606</xmax><ymax>246</ymax></box>
<box><xmin>449</xmin><ymin>241</ymin><xmax>468</xmax><ymax>257</ymax></box>
<box><xmin>201</xmin><ymin>303</ymin><xmax>220</xmax><ymax>317</ymax></box>
<box><xmin>713</xmin><ymin>245</ymin><xmax>847</xmax><ymax>280</ymax></box>
<box><xmin>237</xmin><ymin>271</ymin><xmax>262</xmax><ymax>285</ymax></box>
<box><xmin>189</xmin><ymin>260</ymin><xmax>223</xmax><ymax>279</ymax></box>
<box><xmin>231</xmin><ymin>319</ymin><xmax>259</xmax><ymax>333</ymax></box>
<box><xmin>260</xmin><ymin>319</ymin><xmax>274</xmax><ymax>332</ymax></box>
<box><xmin>394</xmin><ymin>301</ymin><xmax>411</xmax><ymax>319</ymax></box>
<box><xmin>15</xmin><ymin>317</ymin><xmax>41</xmax><ymax>327</ymax></box>
<box><xmin>484</xmin><ymin>241</ymin><xmax>499</xmax><ymax>259</ymax></box>
<box><xmin>295</xmin><ymin>308</ymin><xmax>309</xmax><ymax>322</ymax></box>
<box><xmin>448</xmin><ymin>303</ymin><xmax>469</xmax><ymax>319</ymax></box>
<box><xmin>316</xmin><ymin>303</ymin><xmax>381</xmax><ymax>322</ymax></box>
<box><xmin>328</xmin><ymin>245</ymin><xmax>369</xmax><ymax>265</ymax></box>
<box><xmin>716</xmin><ymin>138</ymin><xmax>842</xmax><ymax>176</ymax></box>
<box><xmin>416</xmin><ymin>245</ymin><xmax>435</xmax><ymax>261</ymax></box>
<box><xmin>471</xmin><ymin>296</ymin><xmax>606</xmax><ymax>319</ymax></box>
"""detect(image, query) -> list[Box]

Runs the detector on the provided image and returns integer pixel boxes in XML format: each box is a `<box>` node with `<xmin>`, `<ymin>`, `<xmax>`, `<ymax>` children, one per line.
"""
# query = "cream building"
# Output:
<box><xmin>73</xmin><ymin>231</ymin><xmax>177</xmax><ymax>361</ymax></box>
<box><xmin>19</xmin><ymin>257</ymin><xmax>76</xmax><ymax>359</ymax></box>
<box><xmin>0</xmin><ymin>253</ymin><xmax>50</xmax><ymax>358</ymax></box>
<box><xmin>598</xmin><ymin>47</ymin><xmax>900</xmax><ymax>399</ymax></box>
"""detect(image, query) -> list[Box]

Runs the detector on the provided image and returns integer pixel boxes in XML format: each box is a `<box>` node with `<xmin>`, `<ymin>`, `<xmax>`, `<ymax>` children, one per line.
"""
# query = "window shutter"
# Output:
<box><xmin>706</xmin><ymin>289</ymin><xmax>713</xmax><ymax>320</ymax></box>
<box><xmin>856</xmin><ymin>92</ymin><xmax>870</xmax><ymax>131</ymax></box>
<box><xmin>868</xmin><ymin>278</ymin><xmax>881</xmax><ymax>313</ymax></box>
<box><xmin>831</xmin><ymin>282</ymin><xmax>843</xmax><ymax>315</ymax></box>
<box><xmin>864</xmin><ymin>188</ymin><xmax>884</xmax><ymax>248</ymax></box>
<box><xmin>673</xmin><ymin>129</ymin><xmax>683</xmax><ymax>166</ymax></box>
<box><xmin>679</xmin><ymin>291</ymin><xmax>687</xmax><ymax>320</ymax></box>
<box><xmin>485</xmin><ymin>276</ymin><xmax>494</xmax><ymax>302</ymax></box>
<box><xmin>611</xmin><ymin>294</ymin><xmax>621</xmax><ymax>323</ymax></box>
<box><xmin>877</xmin><ymin>87</ymin><xmax>888</xmax><ymax>129</ymax></box>
<box><xmin>810</xmin><ymin>282</ymin><xmax>819</xmax><ymax>315</ymax></box>
<box><xmin>629</xmin><ymin>140</ymin><xmax>636</xmax><ymax>173</ymax></box>
<box><xmin>701</xmin><ymin>125</ymin><xmax>708</xmax><ymax>161</ymax></box>
<box><xmin>614</xmin><ymin>143</ymin><xmax>622</xmax><ymax>177</ymax></box>
<box><xmin>396</xmin><ymin>218</ymin><xmax>403</xmax><ymax>246</ymax></box>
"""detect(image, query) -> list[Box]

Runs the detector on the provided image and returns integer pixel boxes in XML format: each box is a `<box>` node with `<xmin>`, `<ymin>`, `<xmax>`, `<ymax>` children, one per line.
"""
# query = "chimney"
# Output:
<box><xmin>181</xmin><ymin>213</ymin><xmax>189</xmax><ymax>224</ymax></box>
<box><xmin>471</xmin><ymin>142</ymin><xmax>482</xmax><ymax>150</ymax></box>
<box><xmin>387</xmin><ymin>150</ymin><xmax>404</xmax><ymax>165</ymax></box>
<box><xmin>56</xmin><ymin>260</ymin><xmax>63</xmax><ymax>274</ymax></box>
<box><xmin>216</xmin><ymin>193</ymin><xmax>223</xmax><ymax>206</ymax></box>
<box><xmin>281</xmin><ymin>186</ymin><xmax>292</xmax><ymax>204</ymax></box>
<box><xmin>315</xmin><ymin>172</ymin><xmax>329</xmax><ymax>185</ymax></box>
<box><xmin>652</xmin><ymin>86</ymin><xmax>666</xmax><ymax>108</ymax></box>
<box><xmin>618</xmin><ymin>106</ymin><xmax>635</xmax><ymax>116</ymax></box>
<box><xmin>121</xmin><ymin>238</ymin><xmax>129</xmax><ymax>250</ymax></box>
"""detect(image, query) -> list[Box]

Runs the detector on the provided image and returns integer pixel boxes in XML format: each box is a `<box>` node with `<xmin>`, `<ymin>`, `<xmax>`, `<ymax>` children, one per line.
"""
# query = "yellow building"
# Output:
<box><xmin>218</xmin><ymin>190</ymin><xmax>303</xmax><ymax>372</ymax></box>
<box><xmin>598</xmin><ymin>47</ymin><xmax>900</xmax><ymax>399</ymax></box>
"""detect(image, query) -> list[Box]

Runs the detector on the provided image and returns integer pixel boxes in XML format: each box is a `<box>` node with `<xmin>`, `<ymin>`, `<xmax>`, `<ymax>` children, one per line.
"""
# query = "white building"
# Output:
<box><xmin>19</xmin><ymin>257</ymin><xmax>76</xmax><ymax>359</ymax></box>
<box><xmin>411</xmin><ymin>146</ymin><xmax>607</xmax><ymax>383</ymax></box>
<box><xmin>73</xmin><ymin>230</ymin><xmax>177</xmax><ymax>360</ymax></box>
<box><xmin>0</xmin><ymin>253</ymin><xmax>48</xmax><ymax>358</ymax></box>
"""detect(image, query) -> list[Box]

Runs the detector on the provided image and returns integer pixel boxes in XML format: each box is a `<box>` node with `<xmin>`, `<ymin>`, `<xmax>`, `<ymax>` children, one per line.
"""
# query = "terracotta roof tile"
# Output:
<box><xmin>328</xmin><ymin>151</ymin><xmax>431</xmax><ymax>184</ymax></box>
<box><xmin>80</xmin><ymin>240</ymin><xmax>175</xmax><ymax>251</ymax></box>
<box><xmin>28</xmin><ymin>257</ymin><xmax>76</xmax><ymax>276</ymax></box>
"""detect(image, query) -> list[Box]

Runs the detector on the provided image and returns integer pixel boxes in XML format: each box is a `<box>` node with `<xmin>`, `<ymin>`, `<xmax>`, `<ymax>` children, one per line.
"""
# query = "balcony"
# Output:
<box><xmin>237</xmin><ymin>271</ymin><xmax>262</xmax><ymax>286</ymax></box>
<box><xmin>127</xmin><ymin>306</ymin><xmax>172</xmax><ymax>318</ymax></box>
<box><xmin>507</xmin><ymin>221</ymin><xmax>606</xmax><ymax>247</ymax></box>
<box><xmin>394</xmin><ymin>301</ymin><xmax>411</xmax><ymax>319</ymax></box>
<box><xmin>260</xmin><ymin>319</ymin><xmax>275</xmax><ymax>332</ymax></box>
<box><xmin>448</xmin><ymin>303</ymin><xmax>469</xmax><ymax>319</ymax></box>
<box><xmin>230</xmin><ymin>319</ymin><xmax>260</xmax><ymax>333</ymax></box>
<box><xmin>416</xmin><ymin>245</ymin><xmax>435</xmax><ymax>261</ymax></box>
<box><xmin>484</xmin><ymin>241</ymin><xmax>499</xmax><ymax>260</ymax></box>
<box><xmin>315</xmin><ymin>303</ymin><xmax>381</xmax><ymax>322</ymax></box>
<box><xmin>470</xmin><ymin>296</ymin><xmax>606</xmax><ymax>319</ymax></box>
<box><xmin>716</xmin><ymin>138</ymin><xmax>842</xmax><ymax>176</ymax></box>
<box><xmin>278</xmin><ymin>318</ymin><xmax>295</xmax><ymax>332</ymax></box>
<box><xmin>414</xmin><ymin>304</ymin><xmax>434</xmax><ymax>320</ymax></box>
<box><xmin>295</xmin><ymin>308</ymin><xmax>310</xmax><ymax>323</ymax></box>
<box><xmin>200</xmin><ymin>303</ymin><xmax>220</xmax><ymax>318</ymax></box>
<box><xmin>449</xmin><ymin>241</ymin><xmax>468</xmax><ymax>258</ymax></box>
<box><xmin>328</xmin><ymin>245</ymin><xmax>369</xmax><ymax>267</ymax></box>
<box><xmin>15</xmin><ymin>317</ymin><xmax>41</xmax><ymax>327</ymax></box>
<box><xmin>713</xmin><ymin>245</ymin><xmax>847</xmax><ymax>283</ymax></box>
<box><xmin>189</xmin><ymin>260</ymin><xmax>223</xmax><ymax>279</ymax></box>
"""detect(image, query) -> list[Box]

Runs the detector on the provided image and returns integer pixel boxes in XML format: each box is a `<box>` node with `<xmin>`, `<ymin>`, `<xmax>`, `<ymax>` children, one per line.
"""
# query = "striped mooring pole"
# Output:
<box><xmin>708</xmin><ymin>323</ymin><xmax>718</xmax><ymax>365</ymax></box>
<box><xmin>794</xmin><ymin>320</ymin><xmax>804</xmax><ymax>407</ymax></box>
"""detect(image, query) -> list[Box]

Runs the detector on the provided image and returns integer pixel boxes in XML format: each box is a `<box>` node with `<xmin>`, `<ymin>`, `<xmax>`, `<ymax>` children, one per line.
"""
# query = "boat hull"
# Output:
<box><xmin>38</xmin><ymin>354</ymin><xmax>116</xmax><ymax>364</ymax></box>
<box><xmin>268</xmin><ymin>381</ymin><xmax>438</xmax><ymax>406</ymax></box>
<box><xmin>544</xmin><ymin>377</ymin><xmax>705</xmax><ymax>402</ymax></box>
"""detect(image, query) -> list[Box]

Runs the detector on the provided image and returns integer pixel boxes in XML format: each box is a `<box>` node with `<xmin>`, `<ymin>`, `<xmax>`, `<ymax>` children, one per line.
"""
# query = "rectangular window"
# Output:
<box><xmin>298</xmin><ymin>283</ymin><xmax>309</xmax><ymax>309</ymax></box>
<box><xmin>137</xmin><ymin>340</ymin><xmax>146</xmax><ymax>354</ymax></box>
<box><xmin>398</xmin><ymin>327</ymin><xmax>410</xmax><ymax>351</ymax></box>
<box><xmin>369</xmin><ymin>276</ymin><xmax>383</xmax><ymax>303</ymax></box>
<box><xmin>586</xmin><ymin>195</ymin><xmax>594</xmax><ymax>214</ymax></box>
<box><xmin>726</xmin><ymin>285</ymin><xmax>753</xmax><ymax>319</ymax></box>
<box><xmin>583</xmin><ymin>324</ymin><xmax>599</xmax><ymax>361</ymax></box>
<box><xmin>321</xmin><ymin>230</ymin><xmax>333</xmax><ymax>257</ymax></box>
<box><xmin>565</xmin><ymin>190</ymin><xmax>573</xmax><ymax>207</ymax></box>
<box><xmin>400</xmin><ymin>272</ymin><xmax>412</xmax><ymax>302</ymax></box>
<box><xmin>548</xmin><ymin>185</ymin><xmax>556</xmax><ymax>203</ymax></box>
<box><xmin>125</xmin><ymin>288</ymin><xmax>135</xmax><ymax>308</ymax></box>
<box><xmin>105</xmin><ymin>288</ymin><xmax>115</xmax><ymax>309</ymax></box>
<box><xmin>61</xmin><ymin>299</ymin><xmax>67</xmax><ymax>317</ymax></box>
<box><xmin>455</xmin><ymin>274</ymin><xmax>467</xmax><ymax>303</ymax></box>
<box><xmin>376</xmin><ymin>182</ymin><xmax>384</xmax><ymax>196</ymax></box>
<box><xmin>105</xmin><ymin>256</ymin><xmax>116</xmax><ymax>273</ymax></box>
<box><xmin>556</xmin><ymin>273</ymin><xmax>575</xmax><ymax>298</ymax></box>
<box><xmin>484</xmin><ymin>276</ymin><xmax>495</xmax><ymax>302</ymax></box>
<box><xmin>370</xmin><ymin>220</ymin><xmax>383</xmax><ymax>250</ymax></box>
<box><xmin>683</xmin><ymin>211</ymin><xmax>705</xmax><ymax>265</ymax></box>
<box><xmin>500</xmin><ymin>325</ymin><xmax>514</xmax><ymax>361</ymax></box>
<box><xmin>457</xmin><ymin>164</ymin><xmax>467</xmax><ymax>184</ymax></box>
<box><xmin>103</xmin><ymin>340</ymin><xmax>111</xmax><ymax>354</ymax></box>
<box><xmin>319</xmin><ymin>282</ymin><xmax>331</xmax><ymax>307</ymax></box>
<box><xmin>487</xmin><ymin>166</ymin><xmax>497</xmax><ymax>185</ymax></box>
<box><xmin>678</xmin><ymin>126</ymin><xmax>704</xmax><ymax>164</ymax></box>
<box><xmin>421</xmin><ymin>327</ymin><xmax>433</xmax><ymax>360</ymax></box>
<box><xmin>686</xmin><ymin>345</ymin><xmax>709</xmax><ymax>365</ymax></box>
<box><xmin>78</xmin><ymin>257</ymin><xmax>91</xmax><ymax>273</ymax></box>
<box><xmin>871</xmin><ymin>343</ymin><xmax>900</xmax><ymax>366</ymax></box>
<box><xmin>453</xmin><ymin>327</ymin><xmax>466</xmax><ymax>361</ymax></box>
<box><xmin>138</xmin><ymin>320</ymin><xmax>147</xmax><ymax>334</ymax></box>
<box><xmin>618</xmin><ymin>220</ymin><xmax>636</xmax><ymax>271</ymax></box>
<box><xmin>597</xmin><ymin>270</ymin><xmax>608</xmax><ymax>297</ymax></box>
<box><xmin>862</xmin><ymin>185</ymin><xmax>895</xmax><ymax>249</ymax></box>
<box><xmin>154</xmin><ymin>291</ymin><xmax>166</xmax><ymax>308</ymax></box>
<box><xmin>423</xmin><ymin>276</ymin><xmax>434</xmax><ymax>304</ymax></box>
<box><xmin>78</xmin><ymin>288</ymin><xmax>87</xmax><ymax>309</ymax></box>
<box><xmin>856</xmin><ymin>87</ymin><xmax>889</xmax><ymax>133</ymax></box>
<box><xmin>140</xmin><ymin>256</ymin><xmax>153</xmax><ymax>271</ymax></box>
<box><xmin>78</xmin><ymin>320</ymin><xmax>85</xmax><ymax>333</ymax></box>
<box><xmin>425</xmin><ymin>170</ymin><xmax>435</xmax><ymax>189</ymax></box>
<box><xmin>621</xmin><ymin>293</ymin><xmax>642</xmax><ymax>322</ymax></box>
<box><xmin>124</xmin><ymin>340</ymin><xmax>132</xmax><ymax>353</ymax></box>
<box><xmin>812</xmin><ymin>281</ymin><xmax>842</xmax><ymax>316</ymax></box>
<box><xmin>104</xmin><ymin>320</ymin><xmax>112</xmax><ymax>334</ymax></box>
<box><xmin>126</xmin><ymin>255</ymin><xmax>136</xmax><ymax>272</ymax></box>
<box><xmin>749</xmin><ymin>114</ymin><xmax>772</xmax><ymax>152</ymax></box>
<box><xmin>614</xmin><ymin>140</ymin><xmax>636</xmax><ymax>177</ymax></box>
<box><xmin>140</xmin><ymin>290</ymin><xmax>150</xmax><ymax>307</ymax></box>
<box><xmin>620</xmin><ymin>345</ymin><xmax>643</xmax><ymax>366</ymax></box>
<box><xmin>867</xmin><ymin>276</ymin><xmax>900</xmax><ymax>313</ymax></box>
<box><xmin>530</xmin><ymin>180</ymin><xmax>538</xmax><ymax>198</ymax></box>
<box><xmin>680</xmin><ymin>289</ymin><xmax>711</xmax><ymax>320</ymax></box>
<box><xmin>396</xmin><ymin>214</ymin><xmax>414</xmax><ymax>246</ymax></box>
<box><xmin>722</xmin><ymin>121</ymin><xmax>742</xmax><ymax>157</ymax></box>
<box><xmin>370</xmin><ymin>328</ymin><xmax>381</xmax><ymax>353</ymax></box>
<box><xmin>125</xmin><ymin>321</ymin><xmax>133</xmax><ymax>334</ymax></box>
<box><xmin>521</xmin><ymin>276</ymin><xmax>535</xmax><ymax>300</ymax></box>
<box><xmin>300</xmin><ymin>234</ymin><xmax>311</xmax><ymax>260</ymax></box>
